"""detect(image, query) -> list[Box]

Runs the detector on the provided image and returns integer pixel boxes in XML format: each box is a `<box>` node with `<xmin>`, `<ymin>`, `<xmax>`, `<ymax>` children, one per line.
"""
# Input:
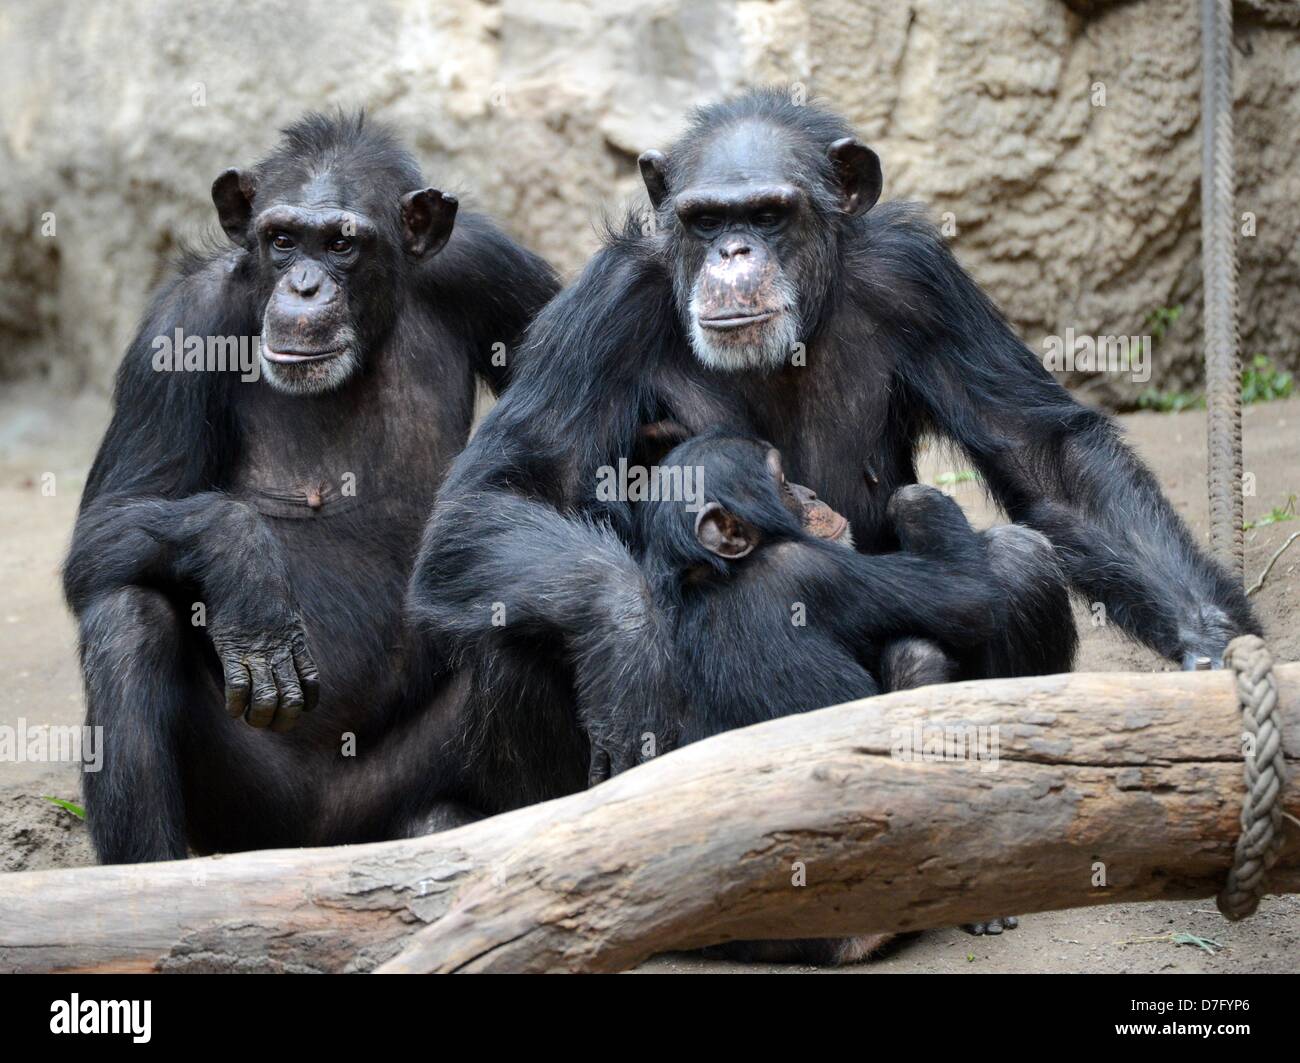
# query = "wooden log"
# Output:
<box><xmin>0</xmin><ymin>665</ymin><xmax>1296</xmax><ymax>974</ymax></box>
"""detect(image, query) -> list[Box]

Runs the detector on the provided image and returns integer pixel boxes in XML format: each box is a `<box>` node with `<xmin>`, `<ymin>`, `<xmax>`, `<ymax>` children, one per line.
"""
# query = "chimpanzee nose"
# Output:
<box><xmin>289</xmin><ymin>266</ymin><xmax>322</xmax><ymax>299</ymax></box>
<box><xmin>718</xmin><ymin>240</ymin><xmax>751</xmax><ymax>260</ymax></box>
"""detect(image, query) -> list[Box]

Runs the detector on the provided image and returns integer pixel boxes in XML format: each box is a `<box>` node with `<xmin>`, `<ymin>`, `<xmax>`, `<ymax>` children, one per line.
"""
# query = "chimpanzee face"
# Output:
<box><xmin>212</xmin><ymin>168</ymin><xmax>456</xmax><ymax>395</ymax></box>
<box><xmin>768</xmin><ymin>447</ymin><xmax>854</xmax><ymax>549</ymax></box>
<box><xmin>641</xmin><ymin>119</ymin><xmax>881</xmax><ymax>374</ymax></box>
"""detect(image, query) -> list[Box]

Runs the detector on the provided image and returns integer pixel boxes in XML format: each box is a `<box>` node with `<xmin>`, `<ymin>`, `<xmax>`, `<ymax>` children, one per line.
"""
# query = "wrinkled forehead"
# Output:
<box><xmin>683</xmin><ymin>120</ymin><xmax>806</xmax><ymax>190</ymax></box>
<box><xmin>257</xmin><ymin>165</ymin><xmax>383</xmax><ymax>216</ymax></box>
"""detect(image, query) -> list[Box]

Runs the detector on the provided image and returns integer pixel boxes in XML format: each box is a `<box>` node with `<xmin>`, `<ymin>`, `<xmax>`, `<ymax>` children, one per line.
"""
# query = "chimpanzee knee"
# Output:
<box><xmin>979</xmin><ymin>524</ymin><xmax>1077</xmax><ymax>677</ymax></box>
<box><xmin>80</xmin><ymin>587</ymin><xmax>191</xmax><ymax>864</ymax></box>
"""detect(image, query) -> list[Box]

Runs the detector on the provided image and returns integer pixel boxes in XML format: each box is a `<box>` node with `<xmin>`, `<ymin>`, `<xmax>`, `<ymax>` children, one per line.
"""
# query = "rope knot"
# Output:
<box><xmin>1216</xmin><ymin>634</ymin><xmax>1287</xmax><ymax>920</ymax></box>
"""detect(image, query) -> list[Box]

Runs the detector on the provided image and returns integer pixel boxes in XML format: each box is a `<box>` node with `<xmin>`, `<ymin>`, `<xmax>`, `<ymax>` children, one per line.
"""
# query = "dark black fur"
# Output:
<box><xmin>64</xmin><ymin>112</ymin><xmax>558</xmax><ymax>863</ymax></box>
<box><xmin>409</xmin><ymin>88</ymin><xmax>1258</xmax><ymax>813</ymax></box>
<box><xmin>633</xmin><ymin>432</ymin><xmax>1074</xmax><ymax>745</ymax></box>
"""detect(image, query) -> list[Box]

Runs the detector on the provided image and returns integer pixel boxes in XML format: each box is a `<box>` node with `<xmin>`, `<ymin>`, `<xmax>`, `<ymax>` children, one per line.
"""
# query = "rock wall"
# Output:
<box><xmin>1</xmin><ymin>0</ymin><xmax>1296</xmax><ymax>405</ymax></box>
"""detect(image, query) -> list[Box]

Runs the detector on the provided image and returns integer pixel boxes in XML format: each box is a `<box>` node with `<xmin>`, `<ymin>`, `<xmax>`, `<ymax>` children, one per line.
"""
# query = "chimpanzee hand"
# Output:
<box><xmin>581</xmin><ymin>693</ymin><xmax>675</xmax><ymax>786</ymax></box>
<box><xmin>209</xmin><ymin>603</ymin><xmax>319</xmax><ymax>733</ymax></box>
<box><xmin>886</xmin><ymin>484</ymin><xmax>1000</xmax><ymax>644</ymax></box>
<box><xmin>887</xmin><ymin>484</ymin><xmax>985</xmax><ymax>565</ymax></box>
<box><xmin>573</xmin><ymin>581</ymin><xmax>680</xmax><ymax>787</ymax></box>
<box><xmin>1177</xmin><ymin>603</ymin><xmax>1240</xmax><ymax>670</ymax></box>
<box><xmin>586</xmin><ymin>734</ymin><xmax>639</xmax><ymax>787</ymax></box>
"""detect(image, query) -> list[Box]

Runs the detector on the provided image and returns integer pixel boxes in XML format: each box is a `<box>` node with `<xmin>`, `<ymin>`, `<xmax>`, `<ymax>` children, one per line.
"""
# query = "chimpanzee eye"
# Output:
<box><xmin>329</xmin><ymin>238</ymin><xmax>353</xmax><ymax>255</ymax></box>
<box><xmin>752</xmin><ymin>210</ymin><xmax>782</xmax><ymax>229</ymax></box>
<box><xmin>691</xmin><ymin>215</ymin><xmax>723</xmax><ymax>238</ymax></box>
<box><xmin>270</xmin><ymin>232</ymin><xmax>295</xmax><ymax>251</ymax></box>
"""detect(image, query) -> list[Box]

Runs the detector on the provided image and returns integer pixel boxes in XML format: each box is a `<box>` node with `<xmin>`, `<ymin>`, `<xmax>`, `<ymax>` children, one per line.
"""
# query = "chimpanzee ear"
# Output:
<box><xmin>400</xmin><ymin>188</ymin><xmax>458</xmax><ymax>258</ymax></box>
<box><xmin>827</xmin><ymin>138</ymin><xmax>882</xmax><ymax>217</ymax></box>
<box><xmin>212</xmin><ymin>168</ymin><xmax>256</xmax><ymax>248</ymax></box>
<box><xmin>635</xmin><ymin>419</ymin><xmax>692</xmax><ymax>467</ymax></box>
<box><xmin>638</xmin><ymin>150</ymin><xmax>670</xmax><ymax>210</ymax></box>
<box><xmin>764</xmin><ymin>447</ymin><xmax>784</xmax><ymax>481</ymax></box>
<box><xmin>695</xmin><ymin>502</ymin><xmax>757</xmax><ymax>560</ymax></box>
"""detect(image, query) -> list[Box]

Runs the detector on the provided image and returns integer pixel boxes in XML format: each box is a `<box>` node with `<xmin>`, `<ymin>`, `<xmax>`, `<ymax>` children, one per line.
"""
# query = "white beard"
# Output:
<box><xmin>687</xmin><ymin>278</ymin><xmax>800</xmax><ymax>373</ymax></box>
<box><xmin>258</xmin><ymin>329</ymin><xmax>359</xmax><ymax>396</ymax></box>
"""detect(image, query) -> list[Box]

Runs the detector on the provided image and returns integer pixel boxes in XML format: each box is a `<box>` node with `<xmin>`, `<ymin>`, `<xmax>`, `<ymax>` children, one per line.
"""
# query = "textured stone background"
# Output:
<box><xmin>1</xmin><ymin>0</ymin><xmax>1297</xmax><ymax>406</ymax></box>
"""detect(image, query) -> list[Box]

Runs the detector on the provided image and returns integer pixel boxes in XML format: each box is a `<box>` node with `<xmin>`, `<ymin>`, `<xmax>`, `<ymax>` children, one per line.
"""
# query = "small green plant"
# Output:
<box><xmin>1144</xmin><ymin>305</ymin><xmax>1183</xmax><ymax>344</ymax></box>
<box><xmin>42</xmin><ymin>796</ymin><xmax>85</xmax><ymax>819</ymax></box>
<box><xmin>1241</xmin><ymin>354</ymin><xmax>1293</xmax><ymax>404</ymax></box>
<box><xmin>1243</xmin><ymin>495</ymin><xmax>1296</xmax><ymax>531</ymax></box>
<box><xmin>1135</xmin><ymin>388</ymin><xmax>1204</xmax><ymax>413</ymax></box>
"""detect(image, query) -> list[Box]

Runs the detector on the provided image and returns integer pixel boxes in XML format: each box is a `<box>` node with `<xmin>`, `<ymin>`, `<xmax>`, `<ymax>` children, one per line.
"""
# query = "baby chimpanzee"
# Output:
<box><xmin>633</xmin><ymin>427</ymin><xmax>1075</xmax><ymax>746</ymax></box>
<box><xmin>632</xmin><ymin>427</ymin><xmax>1073</xmax><ymax>959</ymax></box>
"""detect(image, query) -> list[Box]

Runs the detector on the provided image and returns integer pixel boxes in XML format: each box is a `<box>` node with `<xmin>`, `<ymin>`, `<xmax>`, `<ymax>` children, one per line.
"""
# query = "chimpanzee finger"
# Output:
<box><xmin>245</xmin><ymin>658</ymin><xmax>280</xmax><ymax>728</ymax></box>
<box><xmin>222</xmin><ymin>656</ymin><xmax>252</xmax><ymax>719</ymax></box>
<box><xmin>270</xmin><ymin>653</ymin><xmax>305</xmax><ymax>733</ymax></box>
<box><xmin>588</xmin><ymin>747</ymin><xmax>611</xmax><ymax>788</ymax></box>
<box><xmin>293</xmin><ymin>638</ymin><xmax>320</xmax><ymax>713</ymax></box>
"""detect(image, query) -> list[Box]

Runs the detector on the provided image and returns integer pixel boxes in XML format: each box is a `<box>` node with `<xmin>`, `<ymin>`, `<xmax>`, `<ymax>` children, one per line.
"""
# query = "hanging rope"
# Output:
<box><xmin>1216</xmin><ymin>635</ymin><xmax>1288</xmax><ymax>920</ymax></box>
<box><xmin>1201</xmin><ymin>0</ymin><xmax>1244</xmax><ymax>582</ymax></box>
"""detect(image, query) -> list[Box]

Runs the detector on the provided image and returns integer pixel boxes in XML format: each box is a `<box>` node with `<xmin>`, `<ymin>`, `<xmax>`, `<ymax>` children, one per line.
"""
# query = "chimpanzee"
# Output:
<box><xmin>632</xmin><ymin>428</ymin><xmax>1074</xmax><ymax>747</ymax></box>
<box><xmin>63</xmin><ymin>112</ymin><xmax>558</xmax><ymax>863</ymax></box>
<box><xmin>409</xmin><ymin>88</ymin><xmax>1258</xmax><ymax>808</ymax></box>
<box><xmin>632</xmin><ymin>428</ymin><xmax>1061</xmax><ymax>957</ymax></box>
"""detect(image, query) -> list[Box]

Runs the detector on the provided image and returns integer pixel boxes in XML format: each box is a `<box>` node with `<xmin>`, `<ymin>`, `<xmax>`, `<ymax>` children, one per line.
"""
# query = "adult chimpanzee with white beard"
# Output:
<box><xmin>64</xmin><ymin>113</ymin><xmax>558</xmax><ymax>864</ymax></box>
<box><xmin>409</xmin><ymin>89</ymin><xmax>1258</xmax><ymax>808</ymax></box>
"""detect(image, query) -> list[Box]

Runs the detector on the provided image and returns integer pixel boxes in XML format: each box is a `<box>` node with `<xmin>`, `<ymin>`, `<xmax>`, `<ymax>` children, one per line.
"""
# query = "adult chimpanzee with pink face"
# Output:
<box><xmin>64</xmin><ymin>113</ymin><xmax>558</xmax><ymax>864</ymax></box>
<box><xmin>409</xmin><ymin>89</ymin><xmax>1257</xmax><ymax>809</ymax></box>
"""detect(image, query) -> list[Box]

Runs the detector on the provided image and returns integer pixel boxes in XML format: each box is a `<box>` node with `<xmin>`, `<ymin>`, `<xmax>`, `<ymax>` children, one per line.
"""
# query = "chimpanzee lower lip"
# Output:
<box><xmin>699</xmin><ymin>311</ymin><xmax>779</xmax><ymax>330</ymax></box>
<box><xmin>262</xmin><ymin>347</ymin><xmax>345</xmax><ymax>364</ymax></box>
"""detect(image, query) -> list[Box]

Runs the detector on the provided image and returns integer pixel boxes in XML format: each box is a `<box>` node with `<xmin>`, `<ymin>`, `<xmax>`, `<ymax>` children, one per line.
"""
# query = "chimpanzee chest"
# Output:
<box><xmin>660</xmin><ymin>351</ymin><xmax>917</xmax><ymax>553</ymax></box>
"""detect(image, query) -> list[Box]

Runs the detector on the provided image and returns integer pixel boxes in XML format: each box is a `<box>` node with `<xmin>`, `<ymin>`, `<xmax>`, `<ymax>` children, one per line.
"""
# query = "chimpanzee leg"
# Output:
<box><xmin>974</xmin><ymin>523</ymin><xmax>1077</xmax><ymax>678</ymax></box>
<box><xmin>705</xmin><ymin>934</ymin><xmax>898</xmax><ymax>966</ymax></box>
<box><xmin>79</xmin><ymin>587</ymin><xmax>191</xmax><ymax>864</ymax></box>
<box><xmin>878</xmin><ymin>525</ymin><xmax>1074</xmax><ymax>693</ymax></box>
<box><xmin>879</xmin><ymin>637</ymin><xmax>958</xmax><ymax>691</ymax></box>
<box><xmin>977</xmin><ymin>525</ymin><xmax>1076</xmax><ymax>675</ymax></box>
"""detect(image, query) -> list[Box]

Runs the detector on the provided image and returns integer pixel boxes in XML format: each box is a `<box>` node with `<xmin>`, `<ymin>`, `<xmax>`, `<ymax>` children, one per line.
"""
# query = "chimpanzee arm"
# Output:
<box><xmin>756</xmin><ymin>540</ymin><xmax>1000</xmax><ymax>654</ymax></box>
<box><xmin>409</xmin><ymin>237</ymin><xmax>685</xmax><ymax>778</ymax></box>
<box><xmin>63</xmin><ymin>253</ymin><xmax>318</xmax><ymax>729</ymax></box>
<box><xmin>427</xmin><ymin>212</ymin><xmax>560</xmax><ymax>395</ymax></box>
<box><xmin>868</xmin><ymin>205</ymin><xmax>1258</xmax><ymax>665</ymax></box>
<box><xmin>408</xmin><ymin>487</ymin><xmax>679</xmax><ymax>781</ymax></box>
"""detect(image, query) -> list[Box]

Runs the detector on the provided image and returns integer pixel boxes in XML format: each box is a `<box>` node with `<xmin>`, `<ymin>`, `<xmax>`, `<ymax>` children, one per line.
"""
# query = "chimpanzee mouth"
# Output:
<box><xmin>261</xmin><ymin>346</ymin><xmax>347</xmax><ymax>364</ymax></box>
<box><xmin>698</xmin><ymin>310</ymin><xmax>781</xmax><ymax>331</ymax></box>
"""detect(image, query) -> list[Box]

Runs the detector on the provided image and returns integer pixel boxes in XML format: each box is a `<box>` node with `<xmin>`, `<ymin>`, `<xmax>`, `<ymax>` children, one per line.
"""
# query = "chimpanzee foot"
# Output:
<box><xmin>963</xmin><ymin>916</ymin><xmax>1019</xmax><ymax>936</ymax></box>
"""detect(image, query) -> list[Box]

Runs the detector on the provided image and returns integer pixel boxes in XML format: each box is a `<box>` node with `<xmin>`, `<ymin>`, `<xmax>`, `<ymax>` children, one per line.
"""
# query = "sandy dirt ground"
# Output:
<box><xmin>1</xmin><ymin>387</ymin><xmax>1297</xmax><ymax>973</ymax></box>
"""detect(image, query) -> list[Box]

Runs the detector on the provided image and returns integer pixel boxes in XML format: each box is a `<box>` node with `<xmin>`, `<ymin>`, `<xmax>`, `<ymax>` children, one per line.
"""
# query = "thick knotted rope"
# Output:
<box><xmin>1201</xmin><ymin>0</ymin><xmax>1243</xmax><ymax>582</ymax></box>
<box><xmin>1216</xmin><ymin>635</ymin><xmax>1288</xmax><ymax>920</ymax></box>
